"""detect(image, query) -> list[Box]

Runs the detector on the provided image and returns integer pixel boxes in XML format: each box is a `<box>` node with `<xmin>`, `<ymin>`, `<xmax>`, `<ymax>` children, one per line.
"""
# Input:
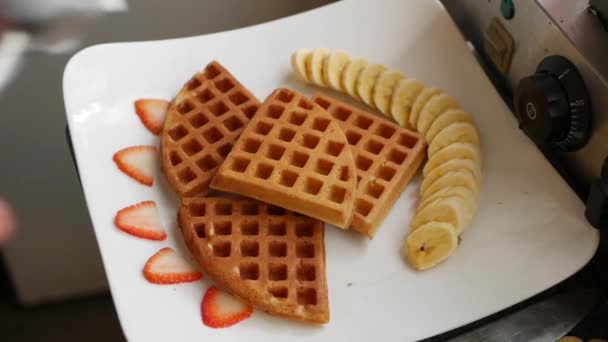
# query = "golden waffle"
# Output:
<box><xmin>211</xmin><ymin>88</ymin><xmax>357</xmax><ymax>228</ymax></box>
<box><xmin>179</xmin><ymin>197</ymin><xmax>329</xmax><ymax>323</ymax></box>
<box><xmin>312</xmin><ymin>94</ymin><xmax>427</xmax><ymax>238</ymax></box>
<box><xmin>161</xmin><ymin>61</ymin><xmax>261</xmax><ymax>197</ymax></box>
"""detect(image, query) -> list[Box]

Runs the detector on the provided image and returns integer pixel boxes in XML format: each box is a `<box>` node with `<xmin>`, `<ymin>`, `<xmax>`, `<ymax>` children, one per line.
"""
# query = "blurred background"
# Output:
<box><xmin>0</xmin><ymin>0</ymin><xmax>333</xmax><ymax>340</ymax></box>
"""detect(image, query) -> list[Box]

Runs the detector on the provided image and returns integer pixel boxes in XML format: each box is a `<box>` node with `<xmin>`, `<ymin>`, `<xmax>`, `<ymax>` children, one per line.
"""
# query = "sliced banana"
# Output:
<box><xmin>307</xmin><ymin>48</ymin><xmax>330</xmax><ymax>86</ymax></box>
<box><xmin>416</xmin><ymin>93</ymin><xmax>459</xmax><ymax>137</ymax></box>
<box><xmin>418</xmin><ymin>186</ymin><xmax>477</xmax><ymax>216</ymax></box>
<box><xmin>390</xmin><ymin>78</ymin><xmax>424</xmax><ymax>128</ymax></box>
<box><xmin>421</xmin><ymin>159</ymin><xmax>481</xmax><ymax>195</ymax></box>
<box><xmin>426</xmin><ymin>109</ymin><xmax>473</xmax><ymax>143</ymax></box>
<box><xmin>428</xmin><ymin>122</ymin><xmax>480</xmax><ymax>156</ymax></box>
<box><xmin>342</xmin><ymin>58</ymin><xmax>369</xmax><ymax>100</ymax></box>
<box><xmin>372</xmin><ymin>70</ymin><xmax>405</xmax><ymax>116</ymax></box>
<box><xmin>417</xmin><ymin>190</ymin><xmax>477</xmax><ymax>233</ymax></box>
<box><xmin>291</xmin><ymin>48</ymin><xmax>311</xmax><ymax>82</ymax></box>
<box><xmin>410</xmin><ymin>87</ymin><xmax>441</xmax><ymax>130</ymax></box>
<box><xmin>411</xmin><ymin>196</ymin><xmax>470</xmax><ymax>234</ymax></box>
<box><xmin>405</xmin><ymin>221</ymin><xmax>458</xmax><ymax>270</ymax></box>
<box><xmin>422</xmin><ymin>169</ymin><xmax>479</xmax><ymax>199</ymax></box>
<box><xmin>424</xmin><ymin>142</ymin><xmax>481</xmax><ymax>176</ymax></box>
<box><xmin>323</xmin><ymin>50</ymin><xmax>351</xmax><ymax>91</ymax></box>
<box><xmin>355</xmin><ymin>63</ymin><xmax>387</xmax><ymax>106</ymax></box>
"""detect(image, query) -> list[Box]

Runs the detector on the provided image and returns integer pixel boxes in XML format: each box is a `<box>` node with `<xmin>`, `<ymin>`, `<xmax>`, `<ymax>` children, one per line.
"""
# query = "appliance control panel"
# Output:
<box><xmin>441</xmin><ymin>0</ymin><xmax>608</xmax><ymax>197</ymax></box>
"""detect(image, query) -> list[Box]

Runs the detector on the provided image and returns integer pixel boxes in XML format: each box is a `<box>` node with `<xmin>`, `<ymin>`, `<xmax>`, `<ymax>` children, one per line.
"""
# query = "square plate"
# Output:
<box><xmin>63</xmin><ymin>0</ymin><xmax>599</xmax><ymax>340</ymax></box>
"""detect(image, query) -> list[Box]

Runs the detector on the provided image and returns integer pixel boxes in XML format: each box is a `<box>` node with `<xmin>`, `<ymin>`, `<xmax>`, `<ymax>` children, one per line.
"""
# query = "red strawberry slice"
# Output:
<box><xmin>135</xmin><ymin>99</ymin><xmax>169</xmax><ymax>135</ymax></box>
<box><xmin>113</xmin><ymin>145</ymin><xmax>156</xmax><ymax>186</ymax></box>
<box><xmin>201</xmin><ymin>286</ymin><xmax>254</xmax><ymax>328</ymax></box>
<box><xmin>143</xmin><ymin>247</ymin><xmax>202</xmax><ymax>284</ymax></box>
<box><xmin>115</xmin><ymin>201</ymin><xmax>166</xmax><ymax>240</ymax></box>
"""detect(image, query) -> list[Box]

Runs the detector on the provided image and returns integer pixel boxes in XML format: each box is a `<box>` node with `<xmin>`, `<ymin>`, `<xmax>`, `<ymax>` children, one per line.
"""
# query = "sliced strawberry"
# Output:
<box><xmin>201</xmin><ymin>286</ymin><xmax>253</xmax><ymax>328</ymax></box>
<box><xmin>113</xmin><ymin>145</ymin><xmax>156</xmax><ymax>186</ymax></box>
<box><xmin>143</xmin><ymin>247</ymin><xmax>202</xmax><ymax>284</ymax></box>
<box><xmin>134</xmin><ymin>99</ymin><xmax>169</xmax><ymax>135</ymax></box>
<box><xmin>115</xmin><ymin>201</ymin><xmax>166</xmax><ymax>240</ymax></box>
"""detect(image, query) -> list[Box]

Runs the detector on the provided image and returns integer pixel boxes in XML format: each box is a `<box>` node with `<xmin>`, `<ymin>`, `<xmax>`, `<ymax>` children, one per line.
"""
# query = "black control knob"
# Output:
<box><xmin>514</xmin><ymin>55</ymin><xmax>591</xmax><ymax>151</ymax></box>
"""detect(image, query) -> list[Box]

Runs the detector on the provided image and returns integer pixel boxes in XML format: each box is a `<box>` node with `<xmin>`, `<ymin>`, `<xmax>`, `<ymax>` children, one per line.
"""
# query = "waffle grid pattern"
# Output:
<box><xmin>179</xmin><ymin>197</ymin><xmax>328</xmax><ymax>323</ymax></box>
<box><xmin>211</xmin><ymin>88</ymin><xmax>356</xmax><ymax>228</ymax></box>
<box><xmin>313</xmin><ymin>93</ymin><xmax>427</xmax><ymax>237</ymax></box>
<box><xmin>161</xmin><ymin>61</ymin><xmax>261</xmax><ymax>197</ymax></box>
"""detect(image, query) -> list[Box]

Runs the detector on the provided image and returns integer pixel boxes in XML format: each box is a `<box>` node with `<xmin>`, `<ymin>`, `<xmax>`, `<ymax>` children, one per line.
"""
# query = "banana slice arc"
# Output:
<box><xmin>420</xmin><ymin>159</ymin><xmax>481</xmax><ymax>195</ymax></box>
<box><xmin>291</xmin><ymin>48</ymin><xmax>311</xmax><ymax>82</ymax></box>
<box><xmin>428</xmin><ymin>121</ymin><xmax>480</xmax><ymax>157</ymax></box>
<box><xmin>417</xmin><ymin>93</ymin><xmax>459</xmax><ymax>137</ymax></box>
<box><xmin>307</xmin><ymin>48</ymin><xmax>330</xmax><ymax>86</ymax></box>
<box><xmin>372</xmin><ymin>70</ymin><xmax>405</xmax><ymax>116</ymax></box>
<box><xmin>410</xmin><ymin>87</ymin><xmax>442</xmax><ymax>129</ymax></box>
<box><xmin>426</xmin><ymin>109</ymin><xmax>473</xmax><ymax>143</ymax></box>
<box><xmin>289</xmin><ymin>49</ymin><xmax>486</xmax><ymax>271</ymax></box>
<box><xmin>405</xmin><ymin>221</ymin><xmax>458</xmax><ymax>270</ymax></box>
<box><xmin>411</xmin><ymin>196</ymin><xmax>469</xmax><ymax>233</ymax></box>
<box><xmin>342</xmin><ymin>58</ymin><xmax>369</xmax><ymax>100</ymax></box>
<box><xmin>390</xmin><ymin>78</ymin><xmax>424</xmax><ymax>128</ymax></box>
<box><xmin>323</xmin><ymin>50</ymin><xmax>351</xmax><ymax>91</ymax></box>
<box><xmin>422</xmin><ymin>169</ymin><xmax>479</xmax><ymax>199</ymax></box>
<box><xmin>424</xmin><ymin>142</ymin><xmax>481</xmax><ymax>176</ymax></box>
<box><xmin>356</xmin><ymin>64</ymin><xmax>387</xmax><ymax>106</ymax></box>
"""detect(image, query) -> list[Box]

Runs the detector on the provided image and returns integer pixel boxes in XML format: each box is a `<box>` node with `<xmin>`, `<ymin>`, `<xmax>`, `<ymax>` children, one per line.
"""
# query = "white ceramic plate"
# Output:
<box><xmin>63</xmin><ymin>0</ymin><xmax>599</xmax><ymax>340</ymax></box>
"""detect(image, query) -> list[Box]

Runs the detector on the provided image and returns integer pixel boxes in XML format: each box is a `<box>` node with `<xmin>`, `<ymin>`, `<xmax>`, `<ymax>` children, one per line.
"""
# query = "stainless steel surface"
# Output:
<box><xmin>441</xmin><ymin>0</ymin><xmax>608</xmax><ymax>191</ymax></box>
<box><xmin>449</xmin><ymin>289</ymin><xmax>599</xmax><ymax>342</ymax></box>
<box><xmin>0</xmin><ymin>0</ymin><xmax>334</xmax><ymax>305</ymax></box>
<box><xmin>539</xmin><ymin>0</ymin><xmax>608</xmax><ymax>81</ymax></box>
